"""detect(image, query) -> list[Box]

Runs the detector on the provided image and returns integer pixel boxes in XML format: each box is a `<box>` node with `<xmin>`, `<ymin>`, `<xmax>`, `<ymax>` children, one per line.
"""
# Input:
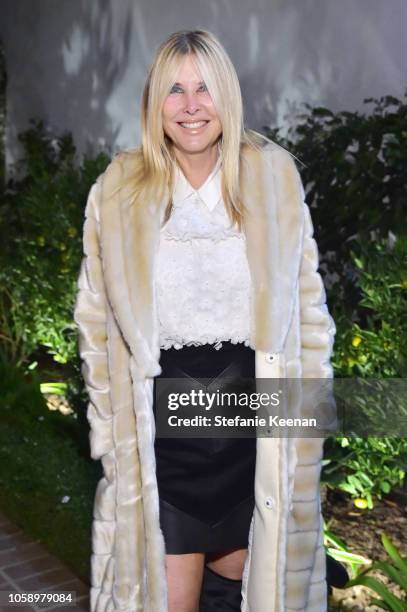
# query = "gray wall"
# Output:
<box><xmin>1</xmin><ymin>0</ymin><xmax>407</xmax><ymax>166</ymax></box>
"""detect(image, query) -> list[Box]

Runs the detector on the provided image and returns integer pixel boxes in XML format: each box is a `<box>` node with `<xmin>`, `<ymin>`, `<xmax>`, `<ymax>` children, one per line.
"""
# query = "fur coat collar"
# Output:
<box><xmin>99</xmin><ymin>143</ymin><xmax>304</xmax><ymax>379</ymax></box>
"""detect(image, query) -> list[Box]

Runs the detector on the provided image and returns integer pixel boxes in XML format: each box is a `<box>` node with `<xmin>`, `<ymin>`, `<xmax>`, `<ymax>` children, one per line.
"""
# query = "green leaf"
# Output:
<box><xmin>340</xmin><ymin>482</ymin><xmax>357</xmax><ymax>495</ymax></box>
<box><xmin>40</xmin><ymin>382</ymin><xmax>68</xmax><ymax>395</ymax></box>
<box><xmin>370</xmin><ymin>598</ymin><xmax>393</xmax><ymax>611</ymax></box>
<box><xmin>381</xmin><ymin>534</ymin><xmax>407</xmax><ymax>574</ymax></box>
<box><xmin>324</xmin><ymin>529</ymin><xmax>348</xmax><ymax>551</ymax></box>
<box><xmin>348</xmin><ymin>475</ymin><xmax>361</xmax><ymax>488</ymax></box>
<box><xmin>380</xmin><ymin>481</ymin><xmax>391</xmax><ymax>493</ymax></box>
<box><xmin>327</xmin><ymin>547</ymin><xmax>371</xmax><ymax>567</ymax></box>
<box><xmin>345</xmin><ymin>575</ymin><xmax>406</xmax><ymax>612</ymax></box>
<box><xmin>358</xmin><ymin>561</ymin><xmax>407</xmax><ymax>592</ymax></box>
<box><xmin>359</xmin><ymin>472</ymin><xmax>374</xmax><ymax>487</ymax></box>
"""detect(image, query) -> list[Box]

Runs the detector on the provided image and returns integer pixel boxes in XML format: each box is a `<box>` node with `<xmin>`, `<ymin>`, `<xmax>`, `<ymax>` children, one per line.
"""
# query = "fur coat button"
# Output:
<box><xmin>265</xmin><ymin>496</ymin><xmax>274</xmax><ymax>509</ymax></box>
<box><xmin>265</xmin><ymin>353</ymin><xmax>276</xmax><ymax>364</ymax></box>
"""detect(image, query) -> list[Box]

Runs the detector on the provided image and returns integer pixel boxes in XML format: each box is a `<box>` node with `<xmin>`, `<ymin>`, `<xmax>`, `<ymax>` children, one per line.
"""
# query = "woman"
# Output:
<box><xmin>74</xmin><ymin>30</ymin><xmax>336</xmax><ymax>612</ymax></box>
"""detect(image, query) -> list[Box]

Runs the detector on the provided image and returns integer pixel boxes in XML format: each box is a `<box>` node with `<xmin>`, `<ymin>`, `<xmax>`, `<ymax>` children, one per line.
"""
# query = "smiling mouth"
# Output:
<box><xmin>178</xmin><ymin>120</ymin><xmax>209</xmax><ymax>129</ymax></box>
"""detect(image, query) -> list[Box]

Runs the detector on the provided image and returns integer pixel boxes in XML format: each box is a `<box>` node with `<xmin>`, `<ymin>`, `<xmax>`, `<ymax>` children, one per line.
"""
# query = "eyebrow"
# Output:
<box><xmin>172</xmin><ymin>81</ymin><xmax>205</xmax><ymax>86</ymax></box>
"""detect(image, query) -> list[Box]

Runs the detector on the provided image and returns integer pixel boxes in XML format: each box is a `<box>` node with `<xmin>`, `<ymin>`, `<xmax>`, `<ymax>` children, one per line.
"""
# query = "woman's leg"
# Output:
<box><xmin>199</xmin><ymin>548</ymin><xmax>247</xmax><ymax>611</ymax></box>
<box><xmin>166</xmin><ymin>552</ymin><xmax>206</xmax><ymax>612</ymax></box>
<box><xmin>205</xmin><ymin>547</ymin><xmax>248</xmax><ymax>579</ymax></box>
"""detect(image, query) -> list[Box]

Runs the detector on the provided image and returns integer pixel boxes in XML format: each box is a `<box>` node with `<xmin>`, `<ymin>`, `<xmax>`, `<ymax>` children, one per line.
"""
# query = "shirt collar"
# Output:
<box><xmin>173</xmin><ymin>153</ymin><xmax>222</xmax><ymax>212</ymax></box>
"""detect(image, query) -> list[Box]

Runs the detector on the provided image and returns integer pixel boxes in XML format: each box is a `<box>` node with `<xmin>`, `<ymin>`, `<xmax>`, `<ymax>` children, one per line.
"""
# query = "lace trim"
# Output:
<box><xmin>161</xmin><ymin>195</ymin><xmax>243</xmax><ymax>243</ymax></box>
<box><xmin>160</xmin><ymin>229</ymin><xmax>245</xmax><ymax>243</ymax></box>
<box><xmin>160</xmin><ymin>336</ymin><xmax>254</xmax><ymax>351</ymax></box>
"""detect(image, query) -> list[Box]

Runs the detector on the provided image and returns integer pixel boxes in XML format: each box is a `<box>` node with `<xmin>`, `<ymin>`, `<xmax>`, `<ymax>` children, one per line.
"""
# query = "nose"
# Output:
<box><xmin>183</xmin><ymin>90</ymin><xmax>200</xmax><ymax>114</ymax></box>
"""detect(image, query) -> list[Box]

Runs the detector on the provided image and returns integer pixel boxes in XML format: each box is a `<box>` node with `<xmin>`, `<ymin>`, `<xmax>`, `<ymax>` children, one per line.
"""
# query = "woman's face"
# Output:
<box><xmin>162</xmin><ymin>55</ymin><xmax>222</xmax><ymax>159</ymax></box>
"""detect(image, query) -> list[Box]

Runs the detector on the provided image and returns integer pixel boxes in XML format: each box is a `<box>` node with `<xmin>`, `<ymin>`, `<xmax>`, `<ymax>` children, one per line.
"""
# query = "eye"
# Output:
<box><xmin>197</xmin><ymin>83</ymin><xmax>208</xmax><ymax>92</ymax></box>
<box><xmin>170</xmin><ymin>84</ymin><xmax>183</xmax><ymax>94</ymax></box>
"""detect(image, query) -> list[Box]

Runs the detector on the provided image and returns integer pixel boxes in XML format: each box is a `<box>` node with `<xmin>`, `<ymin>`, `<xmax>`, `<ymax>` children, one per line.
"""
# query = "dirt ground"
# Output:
<box><xmin>322</xmin><ymin>485</ymin><xmax>407</xmax><ymax>610</ymax></box>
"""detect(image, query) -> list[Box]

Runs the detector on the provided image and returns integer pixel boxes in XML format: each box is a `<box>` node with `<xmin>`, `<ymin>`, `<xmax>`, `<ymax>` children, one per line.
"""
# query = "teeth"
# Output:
<box><xmin>179</xmin><ymin>121</ymin><xmax>207</xmax><ymax>129</ymax></box>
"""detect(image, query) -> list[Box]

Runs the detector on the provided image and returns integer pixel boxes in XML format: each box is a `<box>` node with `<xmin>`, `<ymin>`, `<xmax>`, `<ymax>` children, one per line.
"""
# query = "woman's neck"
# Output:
<box><xmin>174</xmin><ymin>145</ymin><xmax>220</xmax><ymax>190</ymax></box>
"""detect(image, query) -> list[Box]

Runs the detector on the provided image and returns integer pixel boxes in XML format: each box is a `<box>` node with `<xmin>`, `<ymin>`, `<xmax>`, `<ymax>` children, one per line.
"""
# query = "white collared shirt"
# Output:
<box><xmin>172</xmin><ymin>153</ymin><xmax>223</xmax><ymax>212</ymax></box>
<box><xmin>156</xmin><ymin>157</ymin><xmax>254</xmax><ymax>351</ymax></box>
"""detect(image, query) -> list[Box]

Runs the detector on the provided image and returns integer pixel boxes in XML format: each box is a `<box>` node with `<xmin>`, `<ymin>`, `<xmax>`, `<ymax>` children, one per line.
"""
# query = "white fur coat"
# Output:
<box><xmin>74</xmin><ymin>142</ymin><xmax>336</xmax><ymax>611</ymax></box>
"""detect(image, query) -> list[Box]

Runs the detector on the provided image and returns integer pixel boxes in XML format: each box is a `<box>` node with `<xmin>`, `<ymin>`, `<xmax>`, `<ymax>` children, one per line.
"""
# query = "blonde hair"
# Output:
<box><xmin>129</xmin><ymin>30</ymin><xmax>277</xmax><ymax>229</ymax></box>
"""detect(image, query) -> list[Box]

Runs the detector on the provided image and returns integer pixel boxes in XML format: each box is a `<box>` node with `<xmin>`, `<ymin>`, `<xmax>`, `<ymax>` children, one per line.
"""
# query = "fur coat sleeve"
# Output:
<box><xmin>74</xmin><ymin>178</ymin><xmax>113</xmax><ymax>462</ymax></box>
<box><xmin>299</xmin><ymin>192</ymin><xmax>336</xmax><ymax>379</ymax></box>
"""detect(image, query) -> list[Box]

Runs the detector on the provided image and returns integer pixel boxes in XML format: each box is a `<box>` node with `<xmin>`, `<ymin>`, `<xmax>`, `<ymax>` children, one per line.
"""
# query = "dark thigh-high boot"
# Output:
<box><xmin>199</xmin><ymin>565</ymin><xmax>243</xmax><ymax>611</ymax></box>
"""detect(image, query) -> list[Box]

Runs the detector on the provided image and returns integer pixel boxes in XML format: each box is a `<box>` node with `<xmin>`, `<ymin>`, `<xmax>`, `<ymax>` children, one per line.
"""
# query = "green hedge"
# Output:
<box><xmin>0</xmin><ymin>119</ymin><xmax>110</xmax><ymax>370</ymax></box>
<box><xmin>264</xmin><ymin>93</ymin><xmax>407</xmax><ymax>506</ymax></box>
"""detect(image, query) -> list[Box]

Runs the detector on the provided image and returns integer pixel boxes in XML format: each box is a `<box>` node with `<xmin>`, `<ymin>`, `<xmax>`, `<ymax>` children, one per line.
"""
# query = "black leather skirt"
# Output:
<box><xmin>153</xmin><ymin>341</ymin><xmax>257</xmax><ymax>554</ymax></box>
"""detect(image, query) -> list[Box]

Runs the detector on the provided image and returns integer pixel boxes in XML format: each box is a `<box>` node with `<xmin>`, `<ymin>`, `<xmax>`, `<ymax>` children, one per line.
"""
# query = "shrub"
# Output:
<box><xmin>322</xmin><ymin>437</ymin><xmax>407</xmax><ymax>509</ymax></box>
<box><xmin>332</xmin><ymin>236</ymin><xmax>407</xmax><ymax>378</ymax></box>
<box><xmin>0</xmin><ymin>119</ymin><xmax>110</xmax><ymax>369</ymax></box>
<box><xmin>263</xmin><ymin>93</ymin><xmax>407</xmax><ymax>504</ymax></box>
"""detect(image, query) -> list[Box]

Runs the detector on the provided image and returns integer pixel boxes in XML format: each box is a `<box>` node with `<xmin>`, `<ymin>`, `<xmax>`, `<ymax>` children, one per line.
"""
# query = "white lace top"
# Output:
<box><xmin>156</xmin><ymin>155</ymin><xmax>254</xmax><ymax>350</ymax></box>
